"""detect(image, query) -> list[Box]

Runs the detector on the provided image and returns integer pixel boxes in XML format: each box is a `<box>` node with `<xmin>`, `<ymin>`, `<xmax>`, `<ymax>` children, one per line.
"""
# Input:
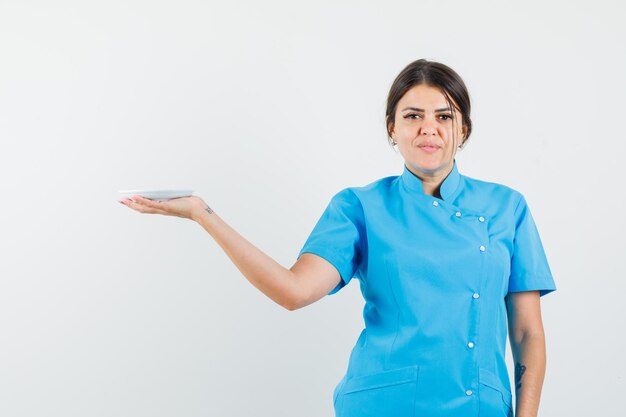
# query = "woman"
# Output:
<box><xmin>120</xmin><ymin>59</ymin><xmax>556</xmax><ymax>417</ymax></box>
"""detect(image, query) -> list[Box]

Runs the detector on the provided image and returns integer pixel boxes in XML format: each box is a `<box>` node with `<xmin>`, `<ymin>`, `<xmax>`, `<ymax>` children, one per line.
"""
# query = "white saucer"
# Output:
<box><xmin>118</xmin><ymin>189</ymin><xmax>194</xmax><ymax>201</ymax></box>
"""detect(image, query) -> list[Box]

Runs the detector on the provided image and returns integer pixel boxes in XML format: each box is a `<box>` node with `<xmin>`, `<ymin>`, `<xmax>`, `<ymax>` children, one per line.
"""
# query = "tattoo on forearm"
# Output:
<box><xmin>515</xmin><ymin>362</ymin><xmax>527</xmax><ymax>390</ymax></box>
<box><xmin>205</xmin><ymin>206</ymin><xmax>214</xmax><ymax>215</ymax></box>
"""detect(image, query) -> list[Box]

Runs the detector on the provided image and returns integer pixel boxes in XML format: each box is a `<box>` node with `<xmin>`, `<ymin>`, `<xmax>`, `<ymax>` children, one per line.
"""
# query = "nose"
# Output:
<box><xmin>420</xmin><ymin>118</ymin><xmax>437</xmax><ymax>135</ymax></box>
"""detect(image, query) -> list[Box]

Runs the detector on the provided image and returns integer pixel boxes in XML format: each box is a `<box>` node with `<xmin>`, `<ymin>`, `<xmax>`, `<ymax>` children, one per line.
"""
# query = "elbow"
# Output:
<box><xmin>283</xmin><ymin>302</ymin><xmax>298</xmax><ymax>312</ymax></box>
<box><xmin>282</xmin><ymin>269</ymin><xmax>307</xmax><ymax>311</ymax></box>
<box><xmin>283</xmin><ymin>283</ymin><xmax>309</xmax><ymax>311</ymax></box>
<box><xmin>283</xmin><ymin>294</ymin><xmax>304</xmax><ymax>311</ymax></box>
<box><xmin>281</xmin><ymin>295</ymin><xmax>295</xmax><ymax>311</ymax></box>
<box><xmin>283</xmin><ymin>301</ymin><xmax>299</xmax><ymax>312</ymax></box>
<box><xmin>521</xmin><ymin>327</ymin><xmax>546</xmax><ymax>343</ymax></box>
<box><xmin>511</xmin><ymin>326</ymin><xmax>545</xmax><ymax>346</ymax></box>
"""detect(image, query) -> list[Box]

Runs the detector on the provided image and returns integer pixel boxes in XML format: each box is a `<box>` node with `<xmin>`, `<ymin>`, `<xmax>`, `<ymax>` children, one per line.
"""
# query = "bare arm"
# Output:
<box><xmin>506</xmin><ymin>290</ymin><xmax>547</xmax><ymax>417</ymax></box>
<box><xmin>193</xmin><ymin>208</ymin><xmax>341</xmax><ymax>311</ymax></box>
<box><xmin>119</xmin><ymin>196</ymin><xmax>340</xmax><ymax>311</ymax></box>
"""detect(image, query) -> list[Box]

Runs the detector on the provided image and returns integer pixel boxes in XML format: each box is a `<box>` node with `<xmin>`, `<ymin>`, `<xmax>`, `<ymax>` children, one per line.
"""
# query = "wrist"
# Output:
<box><xmin>192</xmin><ymin>205</ymin><xmax>215</xmax><ymax>223</ymax></box>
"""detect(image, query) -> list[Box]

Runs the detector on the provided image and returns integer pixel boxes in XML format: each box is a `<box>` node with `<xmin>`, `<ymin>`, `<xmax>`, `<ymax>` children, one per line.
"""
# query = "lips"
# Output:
<box><xmin>418</xmin><ymin>144</ymin><xmax>440</xmax><ymax>153</ymax></box>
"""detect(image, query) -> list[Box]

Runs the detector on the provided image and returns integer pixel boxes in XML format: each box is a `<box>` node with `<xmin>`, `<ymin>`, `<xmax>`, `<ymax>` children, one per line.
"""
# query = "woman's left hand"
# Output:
<box><xmin>119</xmin><ymin>195</ymin><xmax>209</xmax><ymax>221</ymax></box>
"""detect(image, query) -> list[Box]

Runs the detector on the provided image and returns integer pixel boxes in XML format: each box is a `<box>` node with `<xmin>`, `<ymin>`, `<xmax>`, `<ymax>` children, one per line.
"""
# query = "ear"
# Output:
<box><xmin>459</xmin><ymin>125</ymin><xmax>468</xmax><ymax>145</ymax></box>
<box><xmin>457</xmin><ymin>125</ymin><xmax>468</xmax><ymax>148</ymax></box>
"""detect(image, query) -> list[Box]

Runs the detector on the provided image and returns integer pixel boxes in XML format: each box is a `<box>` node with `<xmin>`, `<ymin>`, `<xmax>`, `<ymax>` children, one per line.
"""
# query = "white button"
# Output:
<box><xmin>478</xmin><ymin>216</ymin><xmax>485</xmax><ymax>222</ymax></box>
<box><xmin>479</xmin><ymin>245</ymin><xmax>486</xmax><ymax>252</ymax></box>
<box><xmin>432</xmin><ymin>201</ymin><xmax>439</xmax><ymax>207</ymax></box>
<box><xmin>468</xmin><ymin>342</ymin><xmax>474</xmax><ymax>348</ymax></box>
<box><xmin>455</xmin><ymin>211</ymin><xmax>462</xmax><ymax>217</ymax></box>
<box><xmin>473</xmin><ymin>293</ymin><xmax>480</xmax><ymax>299</ymax></box>
<box><xmin>465</xmin><ymin>389</ymin><xmax>473</xmax><ymax>396</ymax></box>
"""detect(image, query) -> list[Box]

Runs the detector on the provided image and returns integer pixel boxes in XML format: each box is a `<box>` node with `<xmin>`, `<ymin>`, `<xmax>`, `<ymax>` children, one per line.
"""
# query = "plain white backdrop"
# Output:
<box><xmin>1</xmin><ymin>0</ymin><xmax>624</xmax><ymax>416</ymax></box>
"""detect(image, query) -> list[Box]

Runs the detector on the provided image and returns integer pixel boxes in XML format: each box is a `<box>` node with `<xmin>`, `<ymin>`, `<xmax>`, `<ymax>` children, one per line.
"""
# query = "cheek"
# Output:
<box><xmin>444</xmin><ymin>125</ymin><xmax>461</xmax><ymax>141</ymax></box>
<box><xmin>395</xmin><ymin>123</ymin><xmax>414</xmax><ymax>136</ymax></box>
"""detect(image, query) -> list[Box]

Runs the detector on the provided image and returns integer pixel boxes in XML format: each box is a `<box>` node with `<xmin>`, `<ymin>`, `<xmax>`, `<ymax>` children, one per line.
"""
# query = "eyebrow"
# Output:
<box><xmin>401</xmin><ymin>107</ymin><xmax>452</xmax><ymax>113</ymax></box>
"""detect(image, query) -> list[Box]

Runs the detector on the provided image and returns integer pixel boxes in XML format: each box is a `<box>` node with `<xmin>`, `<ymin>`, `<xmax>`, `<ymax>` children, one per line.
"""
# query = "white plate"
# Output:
<box><xmin>118</xmin><ymin>189</ymin><xmax>194</xmax><ymax>201</ymax></box>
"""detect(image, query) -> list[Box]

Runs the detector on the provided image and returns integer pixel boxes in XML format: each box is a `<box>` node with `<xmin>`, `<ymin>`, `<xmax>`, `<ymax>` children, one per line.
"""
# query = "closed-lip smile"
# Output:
<box><xmin>418</xmin><ymin>143</ymin><xmax>440</xmax><ymax>152</ymax></box>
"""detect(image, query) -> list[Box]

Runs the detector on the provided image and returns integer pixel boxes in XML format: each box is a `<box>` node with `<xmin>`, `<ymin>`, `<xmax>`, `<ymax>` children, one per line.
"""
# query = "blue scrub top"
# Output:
<box><xmin>297</xmin><ymin>159</ymin><xmax>556</xmax><ymax>417</ymax></box>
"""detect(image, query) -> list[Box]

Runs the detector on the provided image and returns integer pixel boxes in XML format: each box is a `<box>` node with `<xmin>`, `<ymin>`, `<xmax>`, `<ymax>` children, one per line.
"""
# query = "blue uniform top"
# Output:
<box><xmin>297</xmin><ymin>159</ymin><xmax>556</xmax><ymax>417</ymax></box>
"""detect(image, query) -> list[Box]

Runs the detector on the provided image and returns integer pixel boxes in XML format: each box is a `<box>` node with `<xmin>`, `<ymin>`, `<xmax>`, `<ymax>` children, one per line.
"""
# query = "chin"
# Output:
<box><xmin>408</xmin><ymin>158</ymin><xmax>449</xmax><ymax>175</ymax></box>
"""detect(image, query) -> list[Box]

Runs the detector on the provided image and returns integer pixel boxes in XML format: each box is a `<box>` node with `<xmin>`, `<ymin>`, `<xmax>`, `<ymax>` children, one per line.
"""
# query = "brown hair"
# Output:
<box><xmin>385</xmin><ymin>59</ymin><xmax>472</xmax><ymax>149</ymax></box>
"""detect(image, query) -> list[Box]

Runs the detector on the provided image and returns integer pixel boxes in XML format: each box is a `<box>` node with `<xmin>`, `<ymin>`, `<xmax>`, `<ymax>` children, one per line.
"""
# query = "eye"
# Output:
<box><xmin>403</xmin><ymin>113</ymin><xmax>454</xmax><ymax>120</ymax></box>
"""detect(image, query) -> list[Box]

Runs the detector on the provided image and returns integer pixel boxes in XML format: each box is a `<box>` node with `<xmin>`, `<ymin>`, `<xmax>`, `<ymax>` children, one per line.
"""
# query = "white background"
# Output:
<box><xmin>1</xmin><ymin>0</ymin><xmax>624</xmax><ymax>416</ymax></box>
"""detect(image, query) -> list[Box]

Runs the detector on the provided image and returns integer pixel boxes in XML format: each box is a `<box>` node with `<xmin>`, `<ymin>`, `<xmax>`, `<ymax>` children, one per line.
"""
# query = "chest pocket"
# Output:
<box><xmin>336</xmin><ymin>365</ymin><xmax>419</xmax><ymax>417</ymax></box>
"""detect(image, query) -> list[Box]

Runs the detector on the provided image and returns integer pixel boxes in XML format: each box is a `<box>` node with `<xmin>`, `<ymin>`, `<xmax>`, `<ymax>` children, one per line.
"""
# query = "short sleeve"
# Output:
<box><xmin>508</xmin><ymin>194</ymin><xmax>557</xmax><ymax>297</ymax></box>
<box><xmin>297</xmin><ymin>188</ymin><xmax>364</xmax><ymax>295</ymax></box>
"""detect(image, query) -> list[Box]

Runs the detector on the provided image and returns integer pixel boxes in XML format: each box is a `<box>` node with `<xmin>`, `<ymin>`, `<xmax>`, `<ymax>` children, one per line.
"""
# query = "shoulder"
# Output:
<box><xmin>328</xmin><ymin>175</ymin><xmax>398</xmax><ymax>215</ymax></box>
<box><xmin>342</xmin><ymin>174</ymin><xmax>399</xmax><ymax>199</ymax></box>
<box><xmin>461</xmin><ymin>173</ymin><xmax>524</xmax><ymax>210</ymax></box>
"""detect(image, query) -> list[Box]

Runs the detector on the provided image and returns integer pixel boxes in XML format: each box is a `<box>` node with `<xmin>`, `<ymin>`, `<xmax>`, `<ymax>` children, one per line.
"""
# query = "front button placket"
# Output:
<box><xmin>470</xmin><ymin>212</ymin><xmax>490</xmax><ymax>404</ymax></box>
<box><xmin>447</xmin><ymin>200</ymin><xmax>484</xmax><ymax>408</ymax></box>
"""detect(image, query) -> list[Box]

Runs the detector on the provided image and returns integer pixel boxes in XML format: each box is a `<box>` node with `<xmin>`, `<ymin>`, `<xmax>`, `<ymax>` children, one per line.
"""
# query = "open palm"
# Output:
<box><xmin>119</xmin><ymin>195</ymin><xmax>209</xmax><ymax>221</ymax></box>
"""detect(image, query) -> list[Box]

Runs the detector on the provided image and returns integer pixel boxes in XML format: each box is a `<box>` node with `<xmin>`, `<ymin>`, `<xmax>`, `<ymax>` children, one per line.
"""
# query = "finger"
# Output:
<box><xmin>125</xmin><ymin>197</ymin><xmax>169</xmax><ymax>215</ymax></box>
<box><xmin>132</xmin><ymin>195</ymin><xmax>163</xmax><ymax>205</ymax></box>
<box><xmin>119</xmin><ymin>198</ymin><xmax>138</xmax><ymax>206</ymax></box>
<box><xmin>132</xmin><ymin>195</ymin><xmax>160</xmax><ymax>207</ymax></box>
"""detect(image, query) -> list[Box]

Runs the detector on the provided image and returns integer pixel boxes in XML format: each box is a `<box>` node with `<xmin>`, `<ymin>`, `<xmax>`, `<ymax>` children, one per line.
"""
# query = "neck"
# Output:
<box><xmin>407</xmin><ymin>161</ymin><xmax>454</xmax><ymax>197</ymax></box>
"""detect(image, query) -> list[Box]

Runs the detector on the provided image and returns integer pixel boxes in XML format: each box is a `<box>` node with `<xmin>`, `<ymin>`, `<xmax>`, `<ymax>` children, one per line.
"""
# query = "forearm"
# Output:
<box><xmin>192</xmin><ymin>207</ymin><xmax>299</xmax><ymax>310</ymax></box>
<box><xmin>510</xmin><ymin>332</ymin><xmax>546</xmax><ymax>417</ymax></box>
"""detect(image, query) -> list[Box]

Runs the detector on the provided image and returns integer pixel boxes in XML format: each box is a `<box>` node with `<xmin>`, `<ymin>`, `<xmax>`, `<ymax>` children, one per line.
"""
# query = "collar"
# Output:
<box><xmin>400</xmin><ymin>159</ymin><xmax>462</xmax><ymax>201</ymax></box>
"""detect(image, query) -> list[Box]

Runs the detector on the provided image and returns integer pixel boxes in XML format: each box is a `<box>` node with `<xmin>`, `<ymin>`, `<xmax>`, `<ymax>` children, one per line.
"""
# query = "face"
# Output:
<box><xmin>390</xmin><ymin>84</ymin><xmax>467</xmax><ymax>178</ymax></box>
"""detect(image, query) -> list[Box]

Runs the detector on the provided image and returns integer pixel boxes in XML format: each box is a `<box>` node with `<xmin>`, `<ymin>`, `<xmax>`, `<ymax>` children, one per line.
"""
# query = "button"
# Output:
<box><xmin>479</xmin><ymin>245</ymin><xmax>486</xmax><ymax>252</ymax></box>
<box><xmin>473</xmin><ymin>293</ymin><xmax>480</xmax><ymax>299</ymax></box>
<box><xmin>455</xmin><ymin>211</ymin><xmax>462</xmax><ymax>217</ymax></box>
<box><xmin>465</xmin><ymin>389</ymin><xmax>473</xmax><ymax>396</ymax></box>
<box><xmin>468</xmin><ymin>342</ymin><xmax>474</xmax><ymax>348</ymax></box>
<box><xmin>432</xmin><ymin>201</ymin><xmax>439</xmax><ymax>207</ymax></box>
<box><xmin>478</xmin><ymin>216</ymin><xmax>485</xmax><ymax>222</ymax></box>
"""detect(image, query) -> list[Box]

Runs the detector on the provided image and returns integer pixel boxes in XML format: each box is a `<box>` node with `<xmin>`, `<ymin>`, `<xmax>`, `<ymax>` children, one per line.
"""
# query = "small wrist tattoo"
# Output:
<box><xmin>205</xmin><ymin>205</ymin><xmax>214</xmax><ymax>215</ymax></box>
